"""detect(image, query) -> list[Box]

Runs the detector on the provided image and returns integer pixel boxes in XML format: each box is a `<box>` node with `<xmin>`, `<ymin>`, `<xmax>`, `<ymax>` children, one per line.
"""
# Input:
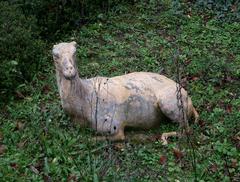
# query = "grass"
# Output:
<box><xmin>0</xmin><ymin>1</ymin><xmax>239</xmax><ymax>181</ymax></box>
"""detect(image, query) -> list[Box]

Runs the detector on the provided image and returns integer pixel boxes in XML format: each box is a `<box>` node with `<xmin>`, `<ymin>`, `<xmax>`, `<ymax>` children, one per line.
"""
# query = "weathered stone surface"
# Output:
<box><xmin>53</xmin><ymin>42</ymin><xmax>199</xmax><ymax>142</ymax></box>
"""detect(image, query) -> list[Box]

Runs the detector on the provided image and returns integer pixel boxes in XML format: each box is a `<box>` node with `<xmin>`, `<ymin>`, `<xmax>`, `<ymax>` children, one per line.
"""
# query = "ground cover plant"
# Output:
<box><xmin>0</xmin><ymin>1</ymin><xmax>239</xmax><ymax>181</ymax></box>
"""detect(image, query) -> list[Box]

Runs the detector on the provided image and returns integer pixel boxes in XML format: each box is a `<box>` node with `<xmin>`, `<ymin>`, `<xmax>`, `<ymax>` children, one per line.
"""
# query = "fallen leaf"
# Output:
<box><xmin>10</xmin><ymin>163</ymin><xmax>19</xmax><ymax>169</ymax></box>
<box><xmin>34</xmin><ymin>161</ymin><xmax>44</xmax><ymax>173</ymax></box>
<box><xmin>110</xmin><ymin>67</ymin><xmax>117</xmax><ymax>72</ymax></box>
<box><xmin>214</xmin><ymin>85</ymin><xmax>221</xmax><ymax>91</ymax></box>
<box><xmin>113</xmin><ymin>143</ymin><xmax>125</xmax><ymax>151</ymax></box>
<box><xmin>191</xmin><ymin>76</ymin><xmax>199</xmax><ymax>81</ymax></box>
<box><xmin>42</xmin><ymin>85</ymin><xmax>51</xmax><ymax>94</ymax></box>
<box><xmin>231</xmin><ymin>159</ymin><xmax>238</xmax><ymax>168</ymax></box>
<box><xmin>209</xmin><ymin>163</ymin><xmax>218</xmax><ymax>173</ymax></box>
<box><xmin>185</xmin><ymin>128</ymin><xmax>194</xmax><ymax>136</ymax></box>
<box><xmin>199</xmin><ymin>133</ymin><xmax>209</xmax><ymax>143</ymax></box>
<box><xmin>30</xmin><ymin>165</ymin><xmax>39</xmax><ymax>174</ymax></box>
<box><xmin>43</xmin><ymin>175</ymin><xmax>52</xmax><ymax>182</ymax></box>
<box><xmin>15</xmin><ymin>91</ymin><xmax>25</xmax><ymax>99</ymax></box>
<box><xmin>0</xmin><ymin>132</ymin><xmax>3</xmax><ymax>141</ymax></box>
<box><xmin>148</xmin><ymin>134</ymin><xmax>161</xmax><ymax>141</ymax></box>
<box><xmin>159</xmin><ymin>155</ymin><xmax>167</xmax><ymax>165</ymax></box>
<box><xmin>67</xmin><ymin>174</ymin><xmax>77</xmax><ymax>182</ymax></box>
<box><xmin>226</xmin><ymin>104</ymin><xmax>232</xmax><ymax>113</ymax></box>
<box><xmin>226</xmin><ymin>76</ymin><xmax>234</xmax><ymax>83</ymax></box>
<box><xmin>231</xmin><ymin>4</ymin><xmax>237</xmax><ymax>12</ymax></box>
<box><xmin>231</xmin><ymin>135</ymin><xmax>240</xmax><ymax>150</ymax></box>
<box><xmin>17</xmin><ymin>140</ymin><xmax>27</xmax><ymax>148</ymax></box>
<box><xmin>206</xmin><ymin>103</ymin><xmax>213</xmax><ymax>112</ymax></box>
<box><xmin>199</xmin><ymin>120</ymin><xmax>206</xmax><ymax>128</ymax></box>
<box><xmin>0</xmin><ymin>145</ymin><xmax>6</xmax><ymax>155</ymax></box>
<box><xmin>165</xmin><ymin>36</ymin><xmax>174</xmax><ymax>41</ymax></box>
<box><xmin>40</xmin><ymin>103</ymin><xmax>48</xmax><ymax>113</ymax></box>
<box><xmin>38</xmin><ymin>74</ymin><xmax>46</xmax><ymax>81</ymax></box>
<box><xmin>185</xmin><ymin>59</ymin><xmax>192</xmax><ymax>65</ymax></box>
<box><xmin>203</xmin><ymin>15</ymin><xmax>211</xmax><ymax>24</ymax></box>
<box><xmin>173</xmin><ymin>148</ymin><xmax>184</xmax><ymax>161</ymax></box>
<box><xmin>155</xmin><ymin>134</ymin><xmax>162</xmax><ymax>141</ymax></box>
<box><xmin>16</xmin><ymin>121</ymin><xmax>25</xmax><ymax>130</ymax></box>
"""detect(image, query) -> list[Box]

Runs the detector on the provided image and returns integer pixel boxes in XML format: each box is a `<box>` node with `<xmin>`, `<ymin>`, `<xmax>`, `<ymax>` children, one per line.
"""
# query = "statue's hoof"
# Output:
<box><xmin>161</xmin><ymin>135</ymin><xmax>168</xmax><ymax>145</ymax></box>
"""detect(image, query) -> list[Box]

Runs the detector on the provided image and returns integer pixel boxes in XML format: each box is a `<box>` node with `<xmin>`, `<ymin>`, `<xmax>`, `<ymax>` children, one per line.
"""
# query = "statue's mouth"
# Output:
<box><xmin>63</xmin><ymin>72</ymin><xmax>76</xmax><ymax>80</ymax></box>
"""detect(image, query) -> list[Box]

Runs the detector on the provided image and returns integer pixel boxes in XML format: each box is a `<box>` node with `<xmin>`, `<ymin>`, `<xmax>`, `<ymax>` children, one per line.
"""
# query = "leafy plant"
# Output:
<box><xmin>0</xmin><ymin>1</ymin><xmax>45</xmax><ymax>102</ymax></box>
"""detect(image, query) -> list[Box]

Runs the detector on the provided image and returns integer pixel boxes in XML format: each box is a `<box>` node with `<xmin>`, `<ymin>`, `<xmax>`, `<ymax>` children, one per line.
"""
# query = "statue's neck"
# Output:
<box><xmin>56</xmin><ymin>70</ymin><xmax>87</xmax><ymax>101</ymax></box>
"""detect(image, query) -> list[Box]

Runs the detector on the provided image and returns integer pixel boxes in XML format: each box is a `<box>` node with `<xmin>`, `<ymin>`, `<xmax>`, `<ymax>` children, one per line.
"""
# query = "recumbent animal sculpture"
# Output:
<box><xmin>53</xmin><ymin>41</ymin><xmax>199</xmax><ymax>144</ymax></box>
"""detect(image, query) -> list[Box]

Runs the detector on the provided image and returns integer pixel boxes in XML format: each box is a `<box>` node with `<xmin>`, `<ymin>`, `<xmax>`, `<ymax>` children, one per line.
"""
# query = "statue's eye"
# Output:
<box><xmin>53</xmin><ymin>53</ymin><xmax>59</xmax><ymax>59</ymax></box>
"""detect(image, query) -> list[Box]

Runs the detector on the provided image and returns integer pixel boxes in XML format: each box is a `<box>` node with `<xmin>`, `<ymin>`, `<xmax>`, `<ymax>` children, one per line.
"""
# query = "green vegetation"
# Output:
<box><xmin>0</xmin><ymin>1</ymin><xmax>45</xmax><ymax>100</ymax></box>
<box><xmin>0</xmin><ymin>1</ymin><xmax>239</xmax><ymax>181</ymax></box>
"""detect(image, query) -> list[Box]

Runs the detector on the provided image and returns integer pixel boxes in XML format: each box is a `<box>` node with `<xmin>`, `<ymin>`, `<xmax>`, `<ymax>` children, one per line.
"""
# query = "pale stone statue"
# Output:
<box><xmin>53</xmin><ymin>41</ymin><xmax>199</xmax><ymax>144</ymax></box>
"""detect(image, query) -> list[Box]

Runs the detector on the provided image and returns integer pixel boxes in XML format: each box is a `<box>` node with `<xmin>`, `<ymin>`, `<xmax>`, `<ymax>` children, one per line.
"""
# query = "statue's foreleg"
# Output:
<box><xmin>94</xmin><ymin>125</ymin><xmax>125</xmax><ymax>142</ymax></box>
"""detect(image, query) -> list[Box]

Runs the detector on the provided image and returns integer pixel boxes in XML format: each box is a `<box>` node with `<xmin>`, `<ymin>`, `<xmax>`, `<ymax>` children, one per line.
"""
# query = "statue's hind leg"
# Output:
<box><xmin>158</xmin><ymin>99</ymin><xmax>190</xmax><ymax>145</ymax></box>
<box><xmin>192</xmin><ymin>107</ymin><xmax>199</xmax><ymax>124</ymax></box>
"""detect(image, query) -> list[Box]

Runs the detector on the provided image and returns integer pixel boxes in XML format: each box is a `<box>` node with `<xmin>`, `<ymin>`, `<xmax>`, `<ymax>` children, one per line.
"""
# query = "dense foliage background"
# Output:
<box><xmin>0</xmin><ymin>0</ymin><xmax>132</xmax><ymax>102</ymax></box>
<box><xmin>0</xmin><ymin>0</ymin><xmax>239</xmax><ymax>181</ymax></box>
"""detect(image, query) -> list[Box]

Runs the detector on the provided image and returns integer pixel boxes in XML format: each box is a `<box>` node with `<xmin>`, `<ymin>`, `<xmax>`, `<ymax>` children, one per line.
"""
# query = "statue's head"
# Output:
<box><xmin>52</xmin><ymin>41</ymin><xmax>77</xmax><ymax>80</ymax></box>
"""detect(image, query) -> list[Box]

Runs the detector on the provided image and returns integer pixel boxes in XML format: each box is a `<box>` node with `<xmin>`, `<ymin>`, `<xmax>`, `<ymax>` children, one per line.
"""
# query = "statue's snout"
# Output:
<box><xmin>62</xmin><ymin>59</ymin><xmax>76</xmax><ymax>79</ymax></box>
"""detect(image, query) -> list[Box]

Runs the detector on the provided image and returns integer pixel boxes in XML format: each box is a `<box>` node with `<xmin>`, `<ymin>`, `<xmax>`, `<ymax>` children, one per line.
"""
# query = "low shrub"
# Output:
<box><xmin>0</xmin><ymin>2</ymin><xmax>45</xmax><ymax>101</ymax></box>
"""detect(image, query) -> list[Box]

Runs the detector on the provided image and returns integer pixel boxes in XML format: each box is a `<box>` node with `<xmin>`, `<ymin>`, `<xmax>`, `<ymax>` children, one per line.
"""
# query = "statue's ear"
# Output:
<box><xmin>71</xmin><ymin>41</ymin><xmax>77</xmax><ymax>47</ymax></box>
<box><xmin>52</xmin><ymin>46</ymin><xmax>59</xmax><ymax>59</ymax></box>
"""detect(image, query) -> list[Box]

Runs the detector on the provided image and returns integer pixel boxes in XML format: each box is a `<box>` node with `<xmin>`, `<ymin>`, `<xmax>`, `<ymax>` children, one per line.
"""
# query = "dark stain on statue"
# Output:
<box><xmin>152</xmin><ymin>76</ymin><xmax>163</xmax><ymax>83</ymax></box>
<box><xmin>122</xmin><ymin>95</ymin><xmax>147</xmax><ymax>119</ymax></box>
<box><xmin>124</xmin><ymin>82</ymin><xmax>142</xmax><ymax>93</ymax></box>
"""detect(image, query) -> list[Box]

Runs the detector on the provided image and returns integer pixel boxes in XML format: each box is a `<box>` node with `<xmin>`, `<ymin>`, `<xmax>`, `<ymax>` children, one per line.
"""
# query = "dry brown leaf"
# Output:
<box><xmin>10</xmin><ymin>163</ymin><xmax>19</xmax><ymax>169</ymax></box>
<box><xmin>17</xmin><ymin>140</ymin><xmax>27</xmax><ymax>148</ymax></box>
<box><xmin>191</xmin><ymin>76</ymin><xmax>199</xmax><ymax>81</ymax></box>
<box><xmin>0</xmin><ymin>145</ymin><xmax>6</xmax><ymax>155</ymax></box>
<box><xmin>154</xmin><ymin>134</ymin><xmax>162</xmax><ymax>141</ymax></box>
<box><xmin>199</xmin><ymin>120</ymin><xmax>206</xmax><ymax>128</ymax></box>
<box><xmin>231</xmin><ymin>159</ymin><xmax>238</xmax><ymax>168</ymax></box>
<box><xmin>67</xmin><ymin>174</ymin><xmax>77</xmax><ymax>182</ymax></box>
<box><xmin>15</xmin><ymin>91</ymin><xmax>25</xmax><ymax>99</ymax></box>
<box><xmin>30</xmin><ymin>165</ymin><xmax>40</xmax><ymax>174</ymax></box>
<box><xmin>0</xmin><ymin>131</ymin><xmax>3</xmax><ymax>141</ymax></box>
<box><xmin>16</xmin><ymin>121</ymin><xmax>25</xmax><ymax>130</ymax></box>
<box><xmin>42</xmin><ymin>85</ymin><xmax>51</xmax><ymax>94</ymax></box>
<box><xmin>226</xmin><ymin>104</ymin><xmax>232</xmax><ymax>113</ymax></box>
<box><xmin>231</xmin><ymin>135</ymin><xmax>240</xmax><ymax>150</ymax></box>
<box><xmin>173</xmin><ymin>148</ymin><xmax>184</xmax><ymax>160</ymax></box>
<box><xmin>43</xmin><ymin>175</ymin><xmax>52</xmax><ymax>182</ymax></box>
<box><xmin>209</xmin><ymin>164</ymin><xmax>218</xmax><ymax>173</ymax></box>
<box><xmin>231</xmin><ymin>4</ymin><xmax>237</xmax><ymax>12</ymax></box>
<box><xmin>113</xmin><ymin>143</ymin><xmax>125</xmax><ymax>151</ymax></box>
<box><xmin>159</xmin><ymin>155</ymin><xmax>167</xmax><ymax>165</ymax></box>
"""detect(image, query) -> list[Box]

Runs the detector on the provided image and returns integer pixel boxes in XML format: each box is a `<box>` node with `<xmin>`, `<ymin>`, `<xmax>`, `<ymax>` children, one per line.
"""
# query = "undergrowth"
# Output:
<box><xmin>0</xmin><ymin>1</ymin><xmax>239</xmax><ymax>181</ymax></box>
